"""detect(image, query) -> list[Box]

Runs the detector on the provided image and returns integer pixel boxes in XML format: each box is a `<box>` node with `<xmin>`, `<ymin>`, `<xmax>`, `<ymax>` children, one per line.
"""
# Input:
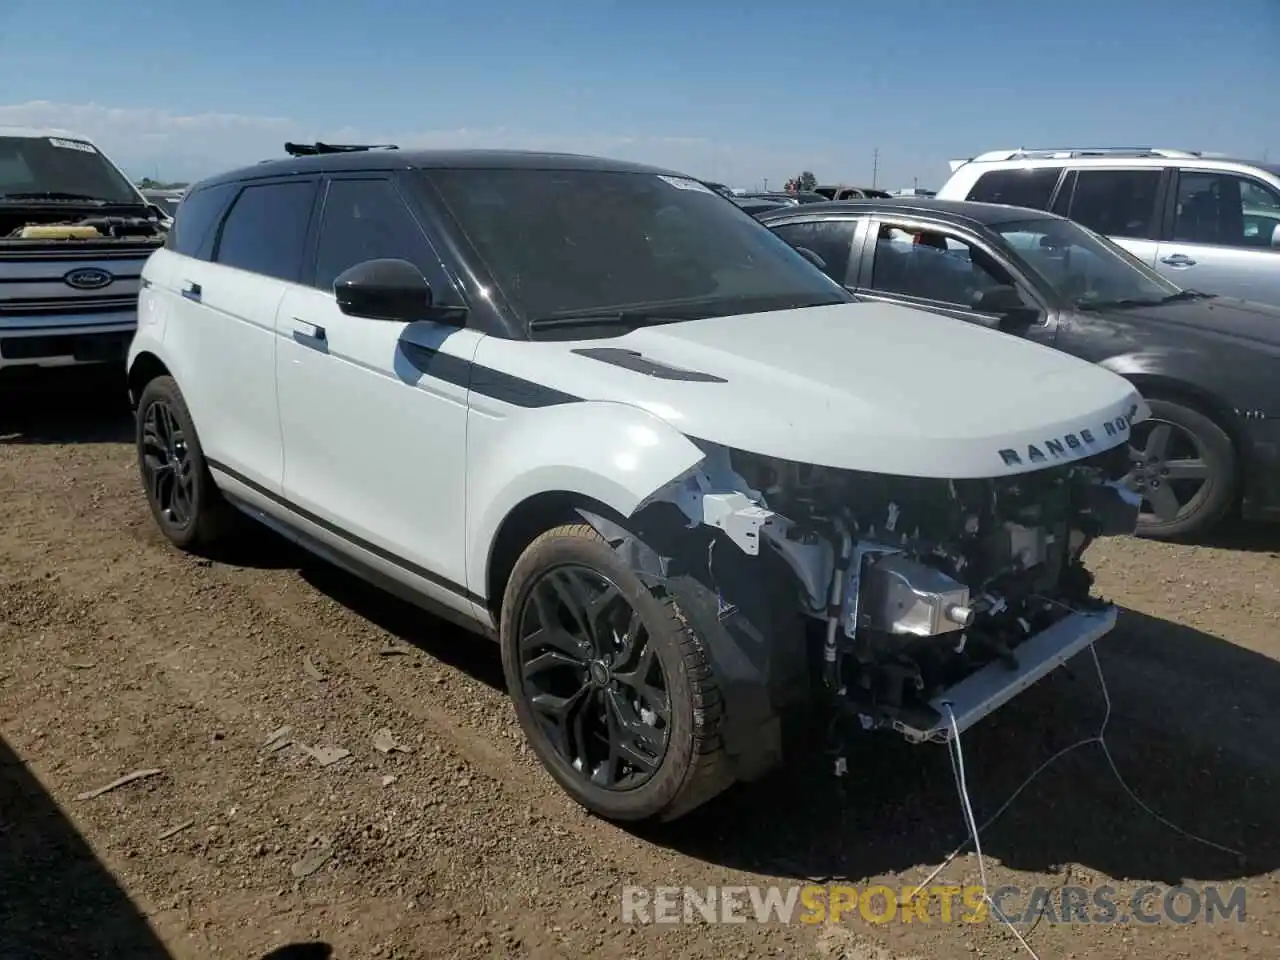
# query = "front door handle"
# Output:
<box><xmin>292</xmin><ymin>319</ymin><xmax>326</xmax><ymax>345</ymax></box>
<box><xmin>181</xmin><ymin>280</ymin><xmax>202</xmax><ymax>302</ymax></box>
<box><xmin>1160</xmin><ymin>253</ymin><xmax>1197</xmax><ymax>268</ymax></box>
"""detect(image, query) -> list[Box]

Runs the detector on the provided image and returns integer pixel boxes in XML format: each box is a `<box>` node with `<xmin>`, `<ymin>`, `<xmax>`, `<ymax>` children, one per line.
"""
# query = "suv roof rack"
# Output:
<box><xmin>964</xmin><ymin>146</ymin><xmax>1203</xmax><ymax>164</ymax></box>
<box><xmin>283</xmin><ymin>141</ymin><xmax>400</xmax><ymax>157</ymax></box>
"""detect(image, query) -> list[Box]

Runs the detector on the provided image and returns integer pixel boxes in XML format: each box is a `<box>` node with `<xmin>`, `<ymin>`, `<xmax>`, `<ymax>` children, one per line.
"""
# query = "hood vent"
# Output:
<box><xmin>572</xmin><ymin>347</ymin><xmax>727</xmax><ymax>383</ymax></box>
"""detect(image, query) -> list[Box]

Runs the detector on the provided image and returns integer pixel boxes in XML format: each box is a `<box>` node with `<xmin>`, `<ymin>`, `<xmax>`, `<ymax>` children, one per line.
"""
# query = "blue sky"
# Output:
<box><xmin>1</xmin><ymin>0</ymin><xmax>1276</xmax><ymax>189</ymax></box>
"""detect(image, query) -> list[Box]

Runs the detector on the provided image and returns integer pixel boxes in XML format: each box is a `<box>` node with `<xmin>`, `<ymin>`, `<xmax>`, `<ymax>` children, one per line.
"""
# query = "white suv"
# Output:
<box><xmin>937</xmin><ymin>146</ymin><xmax>1280</xmax><ymax>305</ymax></box>
<box><xmin>127</xmin><ymin>143</ymin><xmax>1148</xmax><ymax>823</ymax></box>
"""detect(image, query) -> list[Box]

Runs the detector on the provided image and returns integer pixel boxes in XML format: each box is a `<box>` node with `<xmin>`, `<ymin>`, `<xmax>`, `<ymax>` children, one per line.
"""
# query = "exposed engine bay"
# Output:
<box><xmin>647</xmin><ymin>439</ymin><xmax>1141</xmax><ymax>748</ymax></box>
<box><xmin>1</xmin><ymin>209</ymin><xmax>165</xmax><ymax>243</ymax></box>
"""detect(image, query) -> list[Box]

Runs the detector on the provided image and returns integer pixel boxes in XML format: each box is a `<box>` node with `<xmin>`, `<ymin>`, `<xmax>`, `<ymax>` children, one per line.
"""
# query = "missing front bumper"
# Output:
<box><xmin>892</xmin><ymin>604</ymin><xmax>1118</xmax><ymax>744</ymax></box>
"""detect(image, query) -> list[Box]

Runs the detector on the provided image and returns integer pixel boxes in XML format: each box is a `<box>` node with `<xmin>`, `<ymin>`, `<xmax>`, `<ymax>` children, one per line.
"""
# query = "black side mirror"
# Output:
<box><xmin>793</xmin><ymin>245</ymin><xmax>828</xmax><ymax>271</ymax></box>
<box><xmin>334</xmin><ymin>258</ymin><xmax>466</xmax><ymax>325</ymax></box>
<box><xmin>973</xmin><ymin>284</ymin><xmax>1039</xmax><ymax>330</ymax></box>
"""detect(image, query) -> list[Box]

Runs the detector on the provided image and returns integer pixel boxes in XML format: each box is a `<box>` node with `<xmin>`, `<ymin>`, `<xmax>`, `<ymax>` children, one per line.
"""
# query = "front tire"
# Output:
<box><xmin>499</xmin><ymin>522</ymin><xmax>732</xmax><ymax>823</ymax></box>
<box><xmin>1126</xmin><ymin>396</ymin><xmax>1237</xmax><ymax>541</ymax></box>
<box><xmin>135</xmin><ymin>375</ymin><xmax>233</xmax><ymax>551</ymax></box>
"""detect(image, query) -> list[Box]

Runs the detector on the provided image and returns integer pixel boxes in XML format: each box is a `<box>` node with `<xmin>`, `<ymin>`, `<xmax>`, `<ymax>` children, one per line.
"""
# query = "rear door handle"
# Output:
<box><xmin>1160</xmin><ymin>253</ymin><xmax>1196</xmax><ymax>268</ymax></box>
<box><xmin>292</xmin><ymin>319</ymin><xmax>326</xmax><ymax>345</ymax></box>
<box><xmin>181</xmin><ymin>280</ymin><xmax>202</xmax><ymax>302</ymax></box>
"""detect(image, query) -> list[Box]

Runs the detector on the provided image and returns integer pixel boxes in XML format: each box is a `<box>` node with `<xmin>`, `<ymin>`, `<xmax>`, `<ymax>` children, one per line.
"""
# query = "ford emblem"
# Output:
<box><xmin>64</xmin><ymin>267</ymin><xmax>114</xmax><ymax>290</ymax></box>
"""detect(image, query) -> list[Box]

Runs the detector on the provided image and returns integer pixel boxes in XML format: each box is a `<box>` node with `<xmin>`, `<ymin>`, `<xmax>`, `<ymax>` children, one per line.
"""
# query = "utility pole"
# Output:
<box><xmin>871</xmin><ymin>148</ymin><xmax>879</xmax><ymax>189</ymax></box>
<box><xmin>762</xmin><ymin>177</ymin><xmax>769</xmax><ymax>191</ymax></box>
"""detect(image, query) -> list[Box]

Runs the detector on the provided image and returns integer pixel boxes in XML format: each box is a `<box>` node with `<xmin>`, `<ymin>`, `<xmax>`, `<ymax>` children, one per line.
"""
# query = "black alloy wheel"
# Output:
<box><xmin>515</xmin><ymin>563</ymin><xmax>671</xmax><ymax>790</ymax></box>
<box><xmin>134</xmin><ymin>375</ymin><xmax>232</xmax><ymax>550</ymax></box>
<box><xmin>1123</xmin><ymin>397</ymin><xmax>1236</xmax><ymax>540</ymax></box>
<box><xmin>140</xmin><ymin>397</ymin><xmax>195</xmax><ymax>528</ymax></box>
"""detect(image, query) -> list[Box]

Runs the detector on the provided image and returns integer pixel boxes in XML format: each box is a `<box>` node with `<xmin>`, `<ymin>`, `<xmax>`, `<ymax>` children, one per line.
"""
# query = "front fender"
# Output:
<box><xmin>465</xmin><ymin>400</ymin><xmax>707</xmax><ymax>597</ymax></box>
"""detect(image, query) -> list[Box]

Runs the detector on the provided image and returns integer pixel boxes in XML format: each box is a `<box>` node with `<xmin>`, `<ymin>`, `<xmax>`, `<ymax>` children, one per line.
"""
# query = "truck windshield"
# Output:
<box><xmin>995</xmin><ymin>216</ymin><xmax>1182</xmax><ymax>308</ymax></box>
<box><xmin>425</xmin><ymin>167</ymin><xmax>853</xmax><ymax>327</ymax></box>
<box><xmin>0</xmin><ymin>136</ymin><xmax>141</xmax><ymax>205</ymax></box>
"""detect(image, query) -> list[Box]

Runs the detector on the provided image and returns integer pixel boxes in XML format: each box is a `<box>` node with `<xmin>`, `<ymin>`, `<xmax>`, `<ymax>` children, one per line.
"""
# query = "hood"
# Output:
<box><xmin>529</xmin><ymin>301</ymin><xmax>1146</xmax><ymax>479</ymax></box>
<box><xmin>1083</xmin><ymin>296</ymin><xmax>1280</xmax><ymax>355</ymax></box>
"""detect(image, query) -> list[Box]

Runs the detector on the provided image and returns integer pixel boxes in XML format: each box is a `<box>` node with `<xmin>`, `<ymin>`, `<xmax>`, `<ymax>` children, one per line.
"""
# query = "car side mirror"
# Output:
<box><xmin>973</xmin><ymin>284</ymin><xmax>1039</xmax><ymax>330</ymax></box>
<box><xmin>793</xmin><ymin>245</ymin><xmax>828</xmax><ymax>271</ymax></box>
<box><xmin>1271</xmin><ymin>224</ymin><xmax>1280</xmax><ymax>249</ymax></box>
<box><xmin>334</xmin><ymin>258</ymin><xmax>466</xmax><ymax>325</ymax></box>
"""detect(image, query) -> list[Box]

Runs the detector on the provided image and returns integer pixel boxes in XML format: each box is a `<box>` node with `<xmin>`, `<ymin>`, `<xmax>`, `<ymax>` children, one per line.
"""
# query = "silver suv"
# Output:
<box><xmin>937</xmin><ymin>147</ymin><xmax>1280</xmax><ymax>305</ymax></box>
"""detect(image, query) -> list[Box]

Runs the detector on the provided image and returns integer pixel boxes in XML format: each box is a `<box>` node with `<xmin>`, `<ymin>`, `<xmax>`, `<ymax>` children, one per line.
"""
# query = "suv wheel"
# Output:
<box><xmin>136</xmin><ymin>375</ymin><xmax>233</xmax><ymax>550</ymax></box>
<box><xmin>499</xmin><ymin>523</ymin><xmax>732</xmax><ymax>823</ymax></box>
<box><xmin>1125</xmin><ymin>397</ymin><xmax>1236</xmax><ymax>540</ymax></box>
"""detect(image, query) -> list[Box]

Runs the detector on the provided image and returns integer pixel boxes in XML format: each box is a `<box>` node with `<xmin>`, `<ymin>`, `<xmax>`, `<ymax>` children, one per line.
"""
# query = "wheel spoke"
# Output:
<box><xmin>603</xmin><ymin>689</ymin><xmax>664</xmax><ymax>772</ymax></box>
<box><xmin>1146</xmin><ymin>482</ymin><xmax>1182</xmax><ymax>520</ymax></box>
<box><xmin>1144</xmin><ymin>423</ymin><xmax>1174</xmax><ymax>460</ymax></box>
<box><xmin>1165</xmin><ymin>458</ymin><xmax>1208</xmax><ymax>481</ymax></box>
<box><xmin>519</xmin><ymin>625</ymin><xmax>588</xmax><ymax>660</ymax></box>
<box><xmin>530</xmin><ymin>684</ymin><xmax>592</xmax><ymax>768</ymax></box>
<box><xmin>523</xmin><ymin>648</ymin><xmax>583</xmax><ymax>679</ymax></box>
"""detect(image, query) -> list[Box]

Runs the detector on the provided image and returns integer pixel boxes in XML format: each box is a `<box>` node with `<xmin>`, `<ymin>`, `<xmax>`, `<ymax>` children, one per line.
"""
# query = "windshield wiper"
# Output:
<box><xmin>528</xmin><ymin>311</ymin><xmax>696</xmax><ymax>331</ymax></box>
<box><xmin>0</xmin><ymin>191</ymin><xmax>113</xmax><ymax>203</ymax></box>
<box><xmin>1159</xmin><ymin>289</ymin><xmax>1215</xmax><ymax>303</ymax></box>
<box><xmin>1074</xmin><ymin>296</ymin><xmax>1164</xmax><ymax>311</ymax></box>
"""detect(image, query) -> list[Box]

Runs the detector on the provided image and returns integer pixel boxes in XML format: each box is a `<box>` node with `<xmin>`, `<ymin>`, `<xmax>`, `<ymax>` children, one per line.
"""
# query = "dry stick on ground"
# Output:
<box><xmin>75</xmin><ymin>768</ymin><xmax>163</xmax><ymax>801</ymax></box>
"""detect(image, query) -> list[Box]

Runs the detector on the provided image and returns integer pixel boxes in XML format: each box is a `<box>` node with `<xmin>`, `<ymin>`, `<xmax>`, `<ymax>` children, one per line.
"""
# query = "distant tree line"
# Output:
<box><xmin>783</xmin><ymin>171</ymin><xmax>817</xmax><ymax>192</ymax></box>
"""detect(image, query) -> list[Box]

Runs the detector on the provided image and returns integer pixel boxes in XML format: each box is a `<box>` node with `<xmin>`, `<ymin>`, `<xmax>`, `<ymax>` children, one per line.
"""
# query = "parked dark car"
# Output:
<box><xmin>759</xmin><ymin>197</ymin><xmax>1280</xmax><ymax>540</ymax></box>
<box><xmin>739</xmin><ymin>190</ymin><xmax>830</xmax><ymax>205</ymax></box>
<box><xmin>814</xmin><ymin>184</ymin><xmax>893</xmax><ymax>200</ymax></box>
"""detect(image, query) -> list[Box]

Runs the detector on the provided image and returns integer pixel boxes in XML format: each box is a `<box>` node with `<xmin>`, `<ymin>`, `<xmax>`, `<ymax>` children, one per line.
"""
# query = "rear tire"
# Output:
<box><xmin>1127</xmin><ymin>396</ymin><xmax>1236</xmax><ymax>541</ymax></box>
<box><xmin>135</xmin><ymin>375</ymin><xmax>234</xmax><ymax>551</ymax></box>
<box><xmin>499</xmin><ymin>522</ymin><xmax>733</xmax><ymax>823</ymax></box>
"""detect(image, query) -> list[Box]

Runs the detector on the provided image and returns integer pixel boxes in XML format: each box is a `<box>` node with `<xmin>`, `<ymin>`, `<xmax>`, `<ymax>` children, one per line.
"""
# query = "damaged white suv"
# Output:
<box><xmin>127</xmin><ymin>144</ymin><xmax>1148</xmax><ymax>823</ymax></box>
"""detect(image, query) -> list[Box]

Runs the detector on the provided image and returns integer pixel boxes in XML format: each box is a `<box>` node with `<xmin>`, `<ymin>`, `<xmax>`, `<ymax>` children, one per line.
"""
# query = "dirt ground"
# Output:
<box><xmin>2</xmin><ymin>368</ymin><xmax>1279</xmax><ymax>960</ymax></box>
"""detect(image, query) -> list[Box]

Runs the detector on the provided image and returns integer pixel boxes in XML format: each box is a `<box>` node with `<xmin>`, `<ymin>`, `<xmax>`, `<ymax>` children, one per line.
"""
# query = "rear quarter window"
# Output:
<box><xmin>166</xmin><ymin>182</ymin><xmax>237</xmax><ymax>260</ymax></box>
<box><xmin>965</xmin><ymin>168</ymin><xmax>1063</xmax><ymax>211</ymax></box>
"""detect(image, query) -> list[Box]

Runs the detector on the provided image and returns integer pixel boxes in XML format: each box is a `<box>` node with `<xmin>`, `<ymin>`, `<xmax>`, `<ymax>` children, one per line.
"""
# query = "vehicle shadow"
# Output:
<box><xmin>0</xmin><ymin>734</ymin><xmax>171</xmax><ymax>959</ymax></box>
<box><xmin>1197</xmin><ymin>517</ymin><xmax>1280</xmax><ymax>556</ymax></box>
<box><xmin>297</xmin><ymin>560</ymin><xmax>506</xmax><ymax>691</ymax></box>
<box><xmin>259</xmin><ymin>943</ymin><xmax>334</xmax><ymax>960</ymax></box>
<box><xmin>644</xmin><ymin>606</ymin><xmax>1280</xmax><ymax>888</ymax></box>
<box><xmin>0</xmin><ymin>367</ymin><xmax>132</xmax><ymax>445</ymax></box>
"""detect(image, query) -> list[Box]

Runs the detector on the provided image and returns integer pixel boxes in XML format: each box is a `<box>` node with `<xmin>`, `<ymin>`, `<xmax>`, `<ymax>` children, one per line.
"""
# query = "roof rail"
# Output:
<box><xmin>283</xmin><ymin>141</ymin><xmax>400</xmax><ymax>157</ymax></box>
<box><xmin>961</xmin><ymin>146</ymin><xmax>1202</xmax><ymax>165</ymax></box>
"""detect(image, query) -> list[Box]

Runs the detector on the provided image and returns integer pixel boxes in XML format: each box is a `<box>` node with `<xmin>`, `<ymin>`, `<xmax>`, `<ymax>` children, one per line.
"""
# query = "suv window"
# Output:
<box><xmin>213</xmin><ymin>181</ymin><xmax>315</xmax><ymax>282</ymax></box>
<box><xmin>869</xmin><ymin>224</ymin><xmax>1014</xmax><ymax>305</ymax></box>
<box><xmin>312</xmin><ymin>178</ymin><xmax>450</xmax><ymax>293</ymax></box>
<box><xmin>1172</xmin><ymin>170</ymin><xmax>1280</xmax><ymax>250</ymax></box>
<box><xmin>965</xmin><ymin>168</ymin><xmax>1062</xmax><ymax>210</ymax></box>
<box><xmin>1061</xmin><ymin>169</ymin><xmax>1162</xmax><ymax>240</ymax></box>
<box><xmin>768</xmin><ymin>219</ymin><xmax>858</xmax><ymax>281</ymax></box>
<box><xmin>166</xmin><ymin>182</ymin><xmax>236</xmax><ymax>260</ymax></box>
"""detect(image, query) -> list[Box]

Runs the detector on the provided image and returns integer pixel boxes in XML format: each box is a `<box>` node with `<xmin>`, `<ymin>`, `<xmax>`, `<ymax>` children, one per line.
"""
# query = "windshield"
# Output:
<box><xmin>425</xmin><ymin>168</ymin><xmax>852</xmax><ymax>326</ymax></box>
<box><xmin>0</xmin><ymin>135</ymin><xmax>141</xmax><ymax>204</ymax></box>
<box><xmin>994</xmin><ymin>217</ymin><xmax>1182</xmax><ymax>307</ymax></box>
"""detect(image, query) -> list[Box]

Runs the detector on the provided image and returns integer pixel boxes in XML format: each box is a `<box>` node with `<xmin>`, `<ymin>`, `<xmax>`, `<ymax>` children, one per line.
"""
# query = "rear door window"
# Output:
<box><xmin>1172</xmin><ymin>170</ymin><xmax>1280</xmax><ymax>249</ymax></box>
<box><xmin>965</xmin><ymin>168</ymin><xmax>1063</xmax><ymax>210</ymax></box>
<box><xmin>213</xmin><ymin>180</ymin><xmax>317</xmax><ymax>282</ymax></box>
<box><xmin>1060</xmin><ymin>169</ymin><xmax>1162</xmax><ymax>240</ymax></box>
<box><xmin>166</xmin><ymin>182</ymin><xmax>236</xmax><ymax>260</ymax></box>
<box><xmin>768</xmin><ymin>219</ymin><xmax>859</xmax><ymax>282</ymax></box>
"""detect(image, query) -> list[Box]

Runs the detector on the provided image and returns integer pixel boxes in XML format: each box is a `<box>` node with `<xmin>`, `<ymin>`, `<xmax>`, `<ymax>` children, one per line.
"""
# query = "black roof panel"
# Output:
<box><xmin>191</xmin><ymin>148</ymin><xmax>692</xmax><ymax>191</ymax></box>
